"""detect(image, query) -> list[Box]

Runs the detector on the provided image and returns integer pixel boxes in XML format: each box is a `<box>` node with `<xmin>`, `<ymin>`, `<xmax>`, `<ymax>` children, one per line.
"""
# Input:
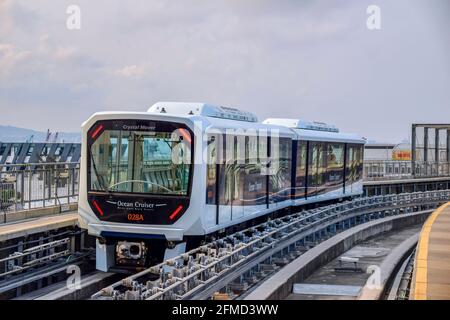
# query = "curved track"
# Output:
<box><xmin>91</xmin><ymin>190</ymin><xmax>450</xmax><ymax>300</ymax></box>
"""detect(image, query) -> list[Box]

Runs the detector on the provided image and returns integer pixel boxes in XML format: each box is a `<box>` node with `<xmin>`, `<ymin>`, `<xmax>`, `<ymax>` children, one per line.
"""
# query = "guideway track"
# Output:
<box><xmin>91</xmin><ymin>190</ymin><xmax>450</xmax><ymax>300</ymax></box>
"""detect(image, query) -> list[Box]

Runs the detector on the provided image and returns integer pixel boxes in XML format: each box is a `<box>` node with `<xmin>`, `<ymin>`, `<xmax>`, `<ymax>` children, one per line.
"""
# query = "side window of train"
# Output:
<box><xmin>347</xmin><ymin>145</ymin><xmax>353</xmax><ymax>183</ymax></box>
<box><xmin>206</xmin><ymin>134</ymin><xmax>217</xmax><ymax>204</ymax></box>
<box><xmin>326</xmin><ymin>143</ymin><xmax>345</xmax><ymax>189</ymax></box>
<box><xmin>307</xmin><ymin>142</ymin><xmax>317</xmax><ymax>189</ymax></box>
<box><xmin>242</xmin><ymin>135</ymin><xmax>259</xmax><ymax>207</ymax></box>
<box><xmin>269</xmin><ymin>137</ymin><xmax>290</xmax><ymax>202</ymax></box>
<box><xmin>295</xmin><ymin>141</ymin><xmax>307</xmax><ymax>198</ymax></box>
<box><xmin>280</xmin><ymin>138</ymin><xmax>292</xmax><ymax>200</ymax></box>
<box><xmin>345</xmin><ymin>144</ymin><xmax>364</xmax><ymax>185</ymax></box>
<box><xmin>357</xmin><ymin>145</ymin><xmax>364</xmax><ymax>180</ymax></box>
<box><xmin>309</xmin><ymin>142</ymin><xmax>327</xmax><ymax>189</ymax></box>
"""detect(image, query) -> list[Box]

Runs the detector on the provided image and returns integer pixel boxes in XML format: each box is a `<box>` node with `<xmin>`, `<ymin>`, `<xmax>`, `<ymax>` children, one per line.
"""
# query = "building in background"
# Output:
<box><xmin>364</xmin><ymin>142</ymin><xmax>396</xmax><ymax>161</ymax></box>
<box><xmin>364</xmin><ymin>141</ymin><xmax>412</xmax><ymax>179</ymax></box>
<box><xmin>0</xmin><ymin>142</ymin><xmax>81</xmax><ymax>168</ymax></box>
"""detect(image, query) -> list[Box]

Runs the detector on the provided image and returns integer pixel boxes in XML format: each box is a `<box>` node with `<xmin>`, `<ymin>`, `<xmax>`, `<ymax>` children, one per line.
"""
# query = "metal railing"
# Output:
<box><xmin>364</xmin><ymin>160</ymin><xmax>450</xmax><ymax>181</ymax></box>
<box><xmin>1</xmin><ymin>159</ymin><xmax>449</xmax><ymax>213</ymax></box>
<box><xmin>413</xmin><ymin>161</ymin><xmax>450</xmax><ymax>178</ymax></box>
<box><xmin>0</xmin><ymin>162</ymin><xmax>79</xmax><ymax>214</ymax></box>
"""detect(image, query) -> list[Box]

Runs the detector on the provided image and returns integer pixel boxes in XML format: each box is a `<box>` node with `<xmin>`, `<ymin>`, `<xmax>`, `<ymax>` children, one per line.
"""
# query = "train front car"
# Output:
<box><xmin>78</xmin><ymin>102</ymin><xmax>366</xmax><ymax>273</ymax></box>
<box><xmin>78</xmin><ymin>110</ymin><xmax>200</xmax><ymax>272</ymax></box>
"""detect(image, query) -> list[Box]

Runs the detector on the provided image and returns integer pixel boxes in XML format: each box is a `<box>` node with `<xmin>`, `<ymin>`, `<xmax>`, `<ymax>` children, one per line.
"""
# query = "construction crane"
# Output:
<box><xmin>45</xmin><ymin>129</ymin><xmax>60</xmax><ymax>143</ymax></box>
<box><xmin>45</xmin><ymin>129</ymin><xmax>51</xmax><ymax>142</ymax></box>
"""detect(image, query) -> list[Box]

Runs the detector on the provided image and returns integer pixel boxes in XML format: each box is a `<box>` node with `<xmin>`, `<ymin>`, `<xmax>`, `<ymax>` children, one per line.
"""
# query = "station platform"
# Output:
<box><xmin>0</xmin><ymin>212</ymin><xmax>79</xmax><ymax>242</ymax></box>
<box><xmin>411</xmin><ymin>202</ymin><xmax>450</xmax><ymax>300</ymax></box>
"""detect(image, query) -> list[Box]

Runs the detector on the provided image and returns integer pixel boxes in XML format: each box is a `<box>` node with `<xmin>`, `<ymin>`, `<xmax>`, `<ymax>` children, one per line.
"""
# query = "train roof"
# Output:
<box><xmin>263</xmin><ymin>118</ymin><xmax>365</xmax><ymax>144</ymax></box>
<box><xmin>148</xmin><ymin>102</ymin><xmax>294</xmax><ymax>137</ymax></box>
<box><xmin>203</xmin><ymin>116</ymin><xmax>294</xmax><ymax>137</ymax></box>
<box><xmin>291</xmin><ymin>128</ymin><xmax>365</xmax><ymax>144</ymax></box>
<box><xmin>148</xmin><ymin>102</ymin><xmax>258</xmax><ymax>123</ymax></box>
<box><xmin>85</xmin><ymin>103</ymin><xmax>366</xmax><ymax>144</ymax></box>
<box><xmin>264</xmin><ymin>118</ymin><xmax>339</xmax><ymax>133</ymax></box>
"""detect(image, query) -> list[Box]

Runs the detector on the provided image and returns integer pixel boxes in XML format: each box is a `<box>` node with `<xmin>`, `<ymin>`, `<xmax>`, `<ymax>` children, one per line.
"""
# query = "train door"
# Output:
<box><xmin>232</xmin><ymin>135</ymin><xmax>244</xmax><ymax>220</ymax></box>
<box><xmin>345</xmin><ymin>144</ymin><xmax>355</xmax><ymax>194</ymax></box>
<box><xmin>218</xmin><ymin>134</ymin><xmax>233</xmax><ymax>224</ymax></box>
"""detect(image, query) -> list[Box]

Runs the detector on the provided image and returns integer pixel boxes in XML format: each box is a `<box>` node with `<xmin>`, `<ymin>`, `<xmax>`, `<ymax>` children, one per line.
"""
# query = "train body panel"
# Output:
<box><xmin>77</xmin><ymin>103</ymin><xmax>366</xmax><ymax>271</ymax></box>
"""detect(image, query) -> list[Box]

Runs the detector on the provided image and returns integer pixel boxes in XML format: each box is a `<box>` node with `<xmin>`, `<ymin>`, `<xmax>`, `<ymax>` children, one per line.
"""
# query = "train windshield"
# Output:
<box><xmin>89</xmin><ymin>123</ymin><xmax>192</xmax><ymax>196</ymax></box>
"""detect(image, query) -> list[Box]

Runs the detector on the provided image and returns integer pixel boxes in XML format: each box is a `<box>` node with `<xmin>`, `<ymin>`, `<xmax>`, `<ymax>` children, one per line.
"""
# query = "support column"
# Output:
<box><xmin>424</xmin><ymin>127</ymin><xmax>428</xmax><ymax>176</ymax></box>
<box><xmin>411</xmin><ymin>124</ymin><xmax>416</xmax><ymax>177</ymax></box>
<box><xmin>447</xmin><ymin>129</ymin><xmax>450</xmax><ymax>175</ymax></box>
<box><xmin>436</xmin><ymin>128</ymin><xmax>440</xmax><ymax>176</ymax></box>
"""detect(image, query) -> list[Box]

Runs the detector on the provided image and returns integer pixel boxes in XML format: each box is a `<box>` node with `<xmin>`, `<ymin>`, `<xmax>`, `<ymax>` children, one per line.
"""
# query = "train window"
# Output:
<box><xmin>258</xmin><ymin>134</ymin><xmax>268</xmax><ymax>168</ymax></box>
<box><xmin>295</xmin><ymin>141</ymin><xmax>307</xmax><ymax>199</ymax></box>
<box><xmin>89</xmin><ymin>128</ymin><xmax>192</xmax><ymax>196</ymax></box>
<box><xmin>246</xmin><ymin>135</ymin><xmax>258</xmax><ymax>165</ymax></box>
<box><xmin>326</xmin><ymin>143</ymin><xmax>344</xmax><ymax>191</ymax></box>
<box><xmin>345</xmin><ymin>145</ymin><xmax>354</xmax><ymax>187</ymax></box>
<box><xmin>308</xmin><ymin>142</ymin><xmax>326</xmax><ymax>196</ymax></box>
<box><xmin>345</xmin><ymin>144</ymin><xmax>364</xmax><ymax>192</ymax></box>
<box><xmin>356</xmin><ymin>145</ymin><xmax>364</xmax><ymax>181</ymax></box>
<box><xmin>269</xmin><ymin>137</ymin><xmax>291</xmax><ymax>202</ymax></box>
<box><xmin>243</xmin><ymin>135</ymin><xmax>266</xmax><ymax>206</ymax></box>
<box><xmin>216</xmin><ymin>134</ymin><xmax>244</xmax><ymax>217</ymax></box>
<box><xmin>233</xmin><ymin>136</ymin><xmax>244</xmax><ymax>210</ymax></box>
<box><xmin>206</xmin><ymin>134</ymin><xmax>218</xmax><ymax>204</ymax></box>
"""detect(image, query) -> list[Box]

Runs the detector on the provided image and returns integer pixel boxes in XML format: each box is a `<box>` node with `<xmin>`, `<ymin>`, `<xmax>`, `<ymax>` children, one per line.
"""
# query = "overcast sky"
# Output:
<box><xmin>0</xmin><ymin>0</ymin><xmax>449</xmax><ymax>142</ymax></box>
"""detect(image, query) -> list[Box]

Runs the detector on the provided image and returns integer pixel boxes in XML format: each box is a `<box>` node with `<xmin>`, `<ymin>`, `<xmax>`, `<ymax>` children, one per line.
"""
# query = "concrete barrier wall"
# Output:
<box><xmin>245</xmin><ymin>211</ymin><xmax>431</xmax><ymax>300</ymax></box>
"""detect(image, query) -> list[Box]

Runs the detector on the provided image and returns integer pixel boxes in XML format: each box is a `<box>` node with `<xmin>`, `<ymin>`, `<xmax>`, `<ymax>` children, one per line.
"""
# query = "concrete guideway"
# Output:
<box><xmin>411</xmin><ymin>202</ymin><xmax>450</xmax><ymax>300</ymax></box>
<box><xmin>357</xmin><ymin>232</ymin><xmax>419</xmax><ymax>300</ymax></box>
<box><xmin>15</xmin><ymin>272</ymin><xmax>119</xmax><ymax>300</ymax></box>
<box><xmin>0</xmin><ymin>212</ymin><xmax>79</xmax><ymax>242</ymax></box>
<box><xmin>0</xmin><ymin>211</ymin><xmax>89</xmax><ymax>299</ymax></box>
<box><xmin>245</xmin><ymin>211</ymin><xmax>430</xmax><ymax>300</ymax></box>
<box><xmin>91</xmin><ymin>191</ymin><xmax>449</xmax><ymax>301</ymax></box>
<box><xmin>0</xmin><ymin>204</ymin><xmax>78</xmax><ymax>225</ymax></box>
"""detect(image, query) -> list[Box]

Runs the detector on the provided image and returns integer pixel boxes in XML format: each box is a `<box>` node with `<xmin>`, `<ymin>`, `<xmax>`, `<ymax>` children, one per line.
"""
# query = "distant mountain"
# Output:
<box><xmin>0</xmin><ymin>125</ymin><xmax>80</xmax><ymax>143</ymax></box>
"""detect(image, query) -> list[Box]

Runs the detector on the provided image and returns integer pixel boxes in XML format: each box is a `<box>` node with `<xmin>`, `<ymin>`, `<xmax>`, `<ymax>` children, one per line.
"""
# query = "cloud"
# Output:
<box><xmin>114</xmin><ymin>64</ymin><xmax>146</xmax><ymax>78</ymax></box>
<box><xmin>0</xmin><ymin>43</ymin><xmax>30</xmax><ymax>77</ymax></box>
<box><xmin>53</xmin><ymin>46</ymin><xmax>77</xmax><ymax>60</ymax></box>
<box><xmin>0</xmin><ymin>0</ymin><xmax>449</xmax><ymax>142</ymax></box>
<box><xmin>0</xmin><ymin>0</ymin><xmax>13</xmax><ymax>36</ymax></box>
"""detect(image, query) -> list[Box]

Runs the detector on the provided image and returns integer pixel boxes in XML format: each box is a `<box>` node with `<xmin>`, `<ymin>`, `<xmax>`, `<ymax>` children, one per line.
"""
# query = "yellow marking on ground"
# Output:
<box><xmin>413</xmin><ymin>202</ymin><xmax>450</xmax><ymax>300</ymax></box>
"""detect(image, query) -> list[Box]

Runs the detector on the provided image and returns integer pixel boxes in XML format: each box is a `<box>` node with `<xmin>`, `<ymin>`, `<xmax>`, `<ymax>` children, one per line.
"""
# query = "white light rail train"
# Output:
<box><xmin>77</xmin><ymin>102</ymin><xmax>365</xmax><ymax>272</ymax></box>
